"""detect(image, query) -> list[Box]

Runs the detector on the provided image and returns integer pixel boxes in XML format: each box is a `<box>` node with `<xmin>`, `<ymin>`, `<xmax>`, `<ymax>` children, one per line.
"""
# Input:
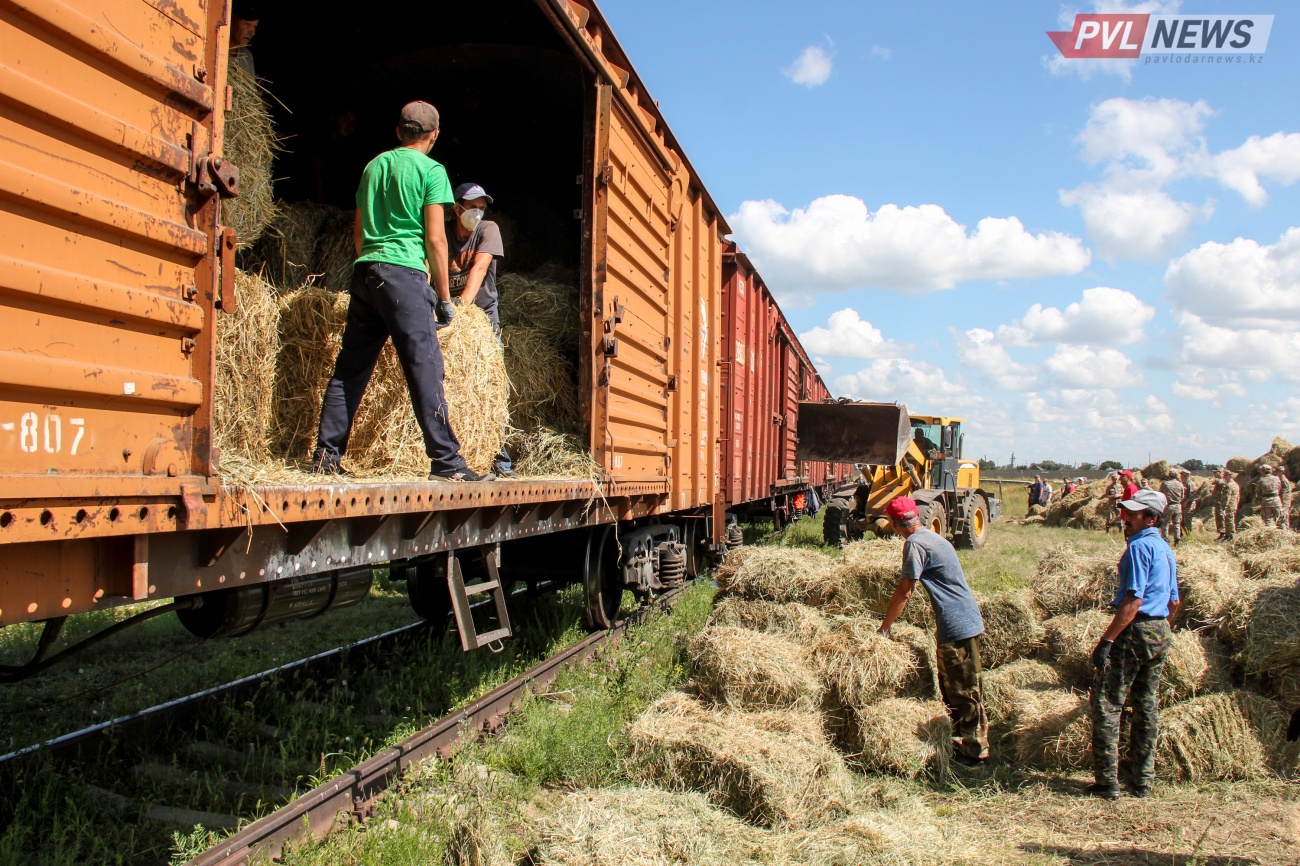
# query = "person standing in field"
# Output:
<box><xmin>1222</xmin><ymin>469</ymin><xmax>1241</xmax><ymax>541</ymax></box>
<box><xmin>1178</xmin><ymin>468</ymin><xmax>1195</xmax><ymax>532</ymax></box>
<box><xmin>313</xmin><ymin>102</ymin><xmax>489</xmax><ymax>482</ymax></box>
<box><xmin>1027</xmin><ymin>477</ymin><xmax>1042</xmax><ymax>515</ymax></box>
<box><xmin>877</xmin><ymin>497</ymin><xmax>989</xmax><ymax>767</ymax></box>
<box><xmin>1254</xmin><ymin>465</ymin><xmax>1283</xmax><ymax>527</ymax></box>
<box><xmin>1104</xmin><ymin>472</ymin><xmax>1124</xmax><ymax>533</ymax></box>
<box><xmin>1159</xmin><ymin>471</ymin><xmax>1186</xmax><ymax>545</ymax></box>
<box><xmin>1279</xmin><ymin>465</ymin><xmax>1294</xmax><ymax>530</ymax></box>
<box><xmin>1087</xmin><ymin>488</ymin><xmax>1180</xmax><ymax>800</ymax></box>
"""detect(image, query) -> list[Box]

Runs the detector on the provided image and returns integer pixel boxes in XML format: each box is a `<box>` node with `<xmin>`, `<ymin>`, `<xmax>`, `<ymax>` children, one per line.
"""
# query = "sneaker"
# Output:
<box><xmin>429</xmin><ymin>467</ymin><xmax>495</xmax><ymax>482</ymax></box>
<box><xmin>313</xmin><ymin>449</ymin><xmax>343</xmax><ymax>475</ymax></box>
<box><xmin>492</xmin><ymin>465</ymin><xmax>517</xmax><ymax>479</ymax></box>
<box><xmin>1085</xmin><ymin>782</ymin><xmax>1120</xmax><ymax>800</ymax></box>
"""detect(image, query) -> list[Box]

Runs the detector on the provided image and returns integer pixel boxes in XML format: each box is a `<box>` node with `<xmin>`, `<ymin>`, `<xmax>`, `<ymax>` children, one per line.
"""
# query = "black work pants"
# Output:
<box><xmin>316</xmin><ymin>262</ymin><xmax>466</xmax><ymax>474</ymax></box>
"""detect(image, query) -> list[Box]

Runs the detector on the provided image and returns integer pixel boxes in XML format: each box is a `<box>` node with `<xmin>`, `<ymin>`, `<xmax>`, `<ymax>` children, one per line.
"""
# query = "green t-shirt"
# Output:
<box><xmin>354</xmin><ymin>147</ymin><xmax>453</xmax><ymax>273</ymax></box>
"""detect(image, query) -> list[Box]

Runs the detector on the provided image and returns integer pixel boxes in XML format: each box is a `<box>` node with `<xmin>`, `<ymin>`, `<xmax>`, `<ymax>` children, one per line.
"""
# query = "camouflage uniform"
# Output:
<box><xmin>1223</xmin><ymin>476</ymin><xmax>1240</xmax><ymax>539</ymax></box>
<box><xmin>1159</xmin><ymin>478</ymin><xmax>1185</xmax><ymax>543</ymax></box>
<box><xmin>936</xmin><ymin>636</ymin><xmax>990</xmax><ymax>761</ymax></box>
<box><xmin>1179</xmin><ymin>474</ymin><xmax>1195</xmax><ymax>530</ymax></box>
<box><xmin>1211</xmin><ymin>476</ymin><xmax>1227</xmax><ymax>536</ymax></box>
<box><xmin>1255</xmin><ymin>470</ymin><xmax>1284</xmax><ymax>527</ymax></box>
<box><xmin>1280</xmin><ymin>472</ymin><xmax>1294</xmax><ymax>531</ymax></box>
<box><xmin>1105</xmin><ymin>479</ymin><xmax>1124</xmax><ymax>530</ymax></box>
<box><xmin>1090</xmin><ymin>619</ymin><xmax>1172</xmax><ymax>793</ymax></box>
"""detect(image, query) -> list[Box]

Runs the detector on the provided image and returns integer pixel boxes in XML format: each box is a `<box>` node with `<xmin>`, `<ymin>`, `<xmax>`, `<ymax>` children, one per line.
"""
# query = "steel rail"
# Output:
<box><xmin>186</xmin><ymin>584</ymin><xmax>691</xmax><ymax>866</ymax></box>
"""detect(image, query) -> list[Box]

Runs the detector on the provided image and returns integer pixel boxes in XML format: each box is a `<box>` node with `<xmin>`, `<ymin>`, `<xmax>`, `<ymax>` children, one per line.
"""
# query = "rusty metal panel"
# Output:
<box><xmin>0</xmin><ymin>0</ymin><xmax>223</xmax><ymax>496</ymax></box>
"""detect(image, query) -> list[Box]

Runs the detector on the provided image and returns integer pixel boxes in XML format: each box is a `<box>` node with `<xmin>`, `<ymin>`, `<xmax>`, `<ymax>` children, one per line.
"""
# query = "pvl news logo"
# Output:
<box><xmin>1047</xmin><ymin>14</ymin><xmax>1274</xmax><ymax>64</ymax></box>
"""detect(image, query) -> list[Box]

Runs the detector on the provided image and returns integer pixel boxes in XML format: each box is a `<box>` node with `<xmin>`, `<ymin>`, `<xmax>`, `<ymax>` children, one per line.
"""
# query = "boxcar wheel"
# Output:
<box><xmin>583</xmin><ymin>525</ymin><xmax>623</xmax><ymax>631</ymax></box>
<box><xmin>407</xmin><ymin>559</ymin><xmax>452</xmax><ymax>633</ymax></box>
<box><xmin>954</xmin><ymin>495</ymin><xmax>990</xmax><ymax>549</ymax></box>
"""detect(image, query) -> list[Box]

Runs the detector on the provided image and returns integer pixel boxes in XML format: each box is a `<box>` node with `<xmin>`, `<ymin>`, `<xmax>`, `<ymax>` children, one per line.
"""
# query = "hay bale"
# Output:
<box><xmin>1068</xmin><ymin>499</ymin><xmax>1109</xmax><ymax>531</ymax></box>
<box><xmin>1010</xmin><ymin>689</ymin><xmax>1091</xmax><ymax>770</ymax></box>
<box><xmin>1031</xmin><ymin>543</ymin><xmax>1116</xmax><ymax>617</ymax></box>
<box><xmin>271</xmin><ymin>286</ymin><xmax>348</xmax><ymax>462</ymax></box>
<box><xmin>714</xmin><ymin>547</ymin><xmax>842</xmax><ymax>607</ymax></box>
<box><xmin>1160</xmin><ymin>629</ymin><xmax>1213</xmax><ymax>705</ymax></box>
<box><xmin>809</xmin><ymin>617</ymin><xmax>926</xmax><ymax>725</ymax></box>
<box><xmin>845</xmin><ymin>698</ymin><xmax>952</xmax><ymax>778</ymax></box>
<box><xmin>1226</xmin><ymin>456</ymin><xmax>1252</xmax><ymax>472</ymax></box>
<box><xmin>1140</xmin><ymin>459</ymin><xmax>1171</xmax><ymax>481</ymax></box>
<box><xmin>1156</xmin><ymin>693</ymin><xmax>1272</xmax><ymax>782</ymax></box>
<box><xmin>1240</xmin><ymin>547</ymin><xmax>1300</xmax><ymax>580</ymax></box>
<box><xmin>501</xmin><ymin>325</ymin><xmax>580</xmax><ymax>430</ymax></box>
<box><xmin>314</xmin><ymin>209</ymin><xmax>358</xmax><ymax>293</ymax></box>
<box><xmin>977</xmin><ymin>591</ymin><xmax>1043</xmax><ymax>669</ymax></box>
<box><xmin>498</xmin><ymin>271</ymin><xmax>580</xmax><ymax>353</ymax></box>
<box><xmin>982</xmin><ymin>659</ymin><xmax>1064</xmax><ymax>725</ymax></box>
<box><xmin>1287</xmin><ymin>446</ymin><xmax>1300</xmax><ymax>480</ymax></box>
<box><xmin>688</xmin><ymin>627</ymin><xmax>822</xmax><ymax>711</ymax></box>
<box><xmin>1271</xmin><ymin>666</ymin><xmax>1300</xmax><ymax>707</ymax></box>
<box><xmin>243</xmin><ymin>201</ymin><xmax>343</xmax><ymax>290</ymax></box>
<box><xmin>221</xmin><ymin>63</ymin><xmax>277</xmax><ymax>248</ymax></box>
<box><xmin>1240</xmin><ymin>579</ymin><xmax>1300</xmax><ymax>674</ymax></box>
<box><xmin>214</xmin><ymin>271</ymin><xmax>281</xmax><ymax>474</ymax></box>
<box><xmin>705</xmin><ymin>598</ymin><xmax>831</xmax><ymax>647</ymax></box>
<box><xmin>891</xmin><ymin>622</ymin><xmax>941</xmax><ymax>700</ymax></box>
<box><xmin>627</xmin><ymin>691</ymin><xmax>854</xmax><ymax>828</ymax></box>
<box><xmin>439</xmin><ymin>304</ymin><xmax>511</xmax><ymax>473</ymax></box>
<box><xmin>1028</xmin><ymin>504</ymin><xmax>1046</xmax><ymax>517</ymax></box>
<box><xmin>1041</xmin><ymin>610</ymin><xmax>1111</xmax><ymax>686</ymax></box>
<box><xmin>532</xmin><ymin>787</ymin><xmax>762</xmax><ymax>866</ymax></box>
<box><xmin>835</xmin><ymin>537</ymin><xmax>933</xmax><ymax>627</ymax></box>
<box><xmin>1175</xmin><ymin>545</ymin><xmax>1245</xmax><ymax>627</ymax></box>
<box><xmin>1270</xmin><ymin>437</ymin><xmax>1294</xmax><ymax>458</ymax></box>
<box><xmin>1230</xmin><ymin>523</ymin><xmax>1298</xmax><ymax>556</ymax></box>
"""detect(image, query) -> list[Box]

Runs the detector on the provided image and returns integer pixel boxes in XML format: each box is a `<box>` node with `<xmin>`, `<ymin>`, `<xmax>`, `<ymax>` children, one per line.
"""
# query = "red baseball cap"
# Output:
<box><xmin>1119</xmin><ymin>470</ymin><xmax>1134</xmax><ymax>478</ymax></box>
<box><xmin>885</xmin><ymin>497</ymin><xmax>918</xmax><ymax>522</ymax></box>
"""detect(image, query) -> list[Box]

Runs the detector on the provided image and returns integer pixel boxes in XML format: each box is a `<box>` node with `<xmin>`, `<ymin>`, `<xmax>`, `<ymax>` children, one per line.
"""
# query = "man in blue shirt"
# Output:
<box><xmin>1088</xmin><ymin>488</ymin><xmax>1181</xmax><ymax>799</ymax></box>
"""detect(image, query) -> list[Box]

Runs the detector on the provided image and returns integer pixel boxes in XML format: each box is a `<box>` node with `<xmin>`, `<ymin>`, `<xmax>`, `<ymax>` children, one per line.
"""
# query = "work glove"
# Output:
<box><xmin>434</xmin><ymin>299</ymin><xmax>456</xmax><ymax>329</ymax></box>
<box><xmin>1091</xmin><ymin>638</ymin><xmax>1114</xmax><ymax>670</ymax></box>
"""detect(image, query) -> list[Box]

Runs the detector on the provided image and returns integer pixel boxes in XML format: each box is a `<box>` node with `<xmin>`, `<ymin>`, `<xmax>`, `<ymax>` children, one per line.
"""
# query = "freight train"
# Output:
<box><xmin>0</xmin><ymin>0</ymin><xmax>854</xmax><ymax>671</ymax></box>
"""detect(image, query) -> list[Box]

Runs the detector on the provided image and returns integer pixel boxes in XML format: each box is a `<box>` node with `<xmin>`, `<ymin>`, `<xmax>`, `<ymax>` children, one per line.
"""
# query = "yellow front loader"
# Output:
<box><xmin>797</xmin><ymin>401</ymin><xmax>1001</xmax><ymax>548</ymax></box>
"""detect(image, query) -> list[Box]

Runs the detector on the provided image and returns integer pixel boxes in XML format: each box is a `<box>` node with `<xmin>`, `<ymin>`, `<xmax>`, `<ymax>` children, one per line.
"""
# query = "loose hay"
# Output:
<box><xmin>705</xmin><ymin>598</ymin><xmax>831</xmax><ymax>647</ymax></box>
<box><xmin>1240</xmin><ymin>546</ymin><xmax>1300</xmax><ymax>579</ymax></box>
<box><xmin>243</xmin><ymin>201</ymin><xmax>345</xmax><ymax>290</ymax></box>
<box><xmin>214</xmin><ymin>271</ymin><xmax>281</xmax><ymax>472</ymax></box>
<box><xmin>501</xmin><ymin>325</ymin><xmax>580</xmax><ymax>430</ymax></box>
<box><xmin>1175</xmin><ymin>545</ymin><xmax>1245</xmax><ymax>626</ymax></box>
<box><xmin>498</xmin><ymin>271</ymin><xmax>580</xmax><ymax>353</ymax></box>
<box><xmin>505</xmin><ymin>426</ymin><xmax>600</xmax><ymax>480</ymax></box>
<box><xmin>1240</xmin><ymin>578</ymin><xmax>1300</xmax><ymax>674</ymax></box>
<box><xmin>1230</xmin><ymin>523</ymin><xmax>1298</xmax><ymax>556</ymax></box>
<box><xmin>713</xmin><ymin>547</ymin><xmax>843</xmax><ymax>607</ymax></box>
<box><xmin>1160</xmin><ymin>629</ymin><xmax>1213</xmax><ymax>705</ymax></box>
<box><xmin>688</xmin><ymin>626</ymin><xmax>822</xmax><ymax>711</ymax></box>
<box><xmin>222</xmin><ymin>63</ymin><xmax>277</xmax><ymax>248</ymax></box>
<box><xmin>1041</xmin><ymin>611</ymin><xmax>1111</xmax><ymax>686</ymax></box>
<box><xmin>977</xmin><ymin>591</ymin><xmax>1043</xmax><ymax>668</ymax></box>
<box><xmin>1010</xmin><ymin>689</ymin><xmax>1091</xmax><ymax>771</ymax></box>
<box><xmin>809</xmin><ymin>617</ymin><xmax>925</xmax><ymax>723</ymax></box>
<box><xmin>627</xmin><ymin>691</ymin><xmax>854</xmax><ymax>828</ymax></box>
<box><xmin>1031</xmin><ymin>543</ymin><xmax>1116</xmax><ymax>617</ymax></box>
<box><xmin>835</xmin><ymin>537</ymin><xmax>934</xmax><ymax>626</ymax></box>
<box><xmin>439</xmin><ymin>304</ymin><xmax>511</xmax><ymax>473</ymax></box>
<box><xmin>846</xmin><ymin>698</ymin><xmax>952</xmax><ymax>778</ymax></box>
<box><xmin>1140</xmin><ymin>459</ymin><xmax>1171</xmax><ymax>481</ymax></box>
<box><xmin>270</xmin><ymin>286</ymin><xmax>348</xmax><ymax>463</ymax></box>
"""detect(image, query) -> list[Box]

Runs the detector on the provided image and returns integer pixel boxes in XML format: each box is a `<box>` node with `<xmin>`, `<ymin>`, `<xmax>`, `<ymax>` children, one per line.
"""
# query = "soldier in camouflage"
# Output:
<box><xmin>1223</xmin><ymin>469</ymin><xmax>1241</xmax><ymax>541</ymax></box>
<box><xmin>1088</xmin><ymin>488</ymin><xmax>1180</xmax><ymax>800</ymax></box>
<box><xmin>1280</xmin><ymin>466</ymin><xmax>1294</xmax><ymax>530</ymax></box>
<box><xmin>1255</xmin><ymin>464</ymin><xmax>1284</xmax><ymax>527</ymax></box>
<box><xmin>1178</xmin><ymin>468</ymin><xmax>1194</xmax><ymax>533</ymax></box>
<box><xmin>1104</xmin><ymin>473</ymin><xmax>1124</xmax><ymax>533</ymax></box>
<box><xmin>1159</xmin><ymin>471</ymin><xmax>1186</xmax><ymax>544</ymax></box>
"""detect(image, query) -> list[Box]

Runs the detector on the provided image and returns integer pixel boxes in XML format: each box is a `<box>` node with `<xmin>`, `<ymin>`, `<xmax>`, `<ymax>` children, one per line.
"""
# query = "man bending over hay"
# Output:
<box><xmin>1087</xmin><ymin>488</ymin><xmax>1180</xmax><ymax>800</ymax></box>
<box><xmin>877</xmin><ymin>497</ymin><xmax>989</xmax><ymax>766</ymax></box>
<box><xmin>312</xmin><ymin>102</ymin><xmax>489</xmax><ymax>482</ymax></box>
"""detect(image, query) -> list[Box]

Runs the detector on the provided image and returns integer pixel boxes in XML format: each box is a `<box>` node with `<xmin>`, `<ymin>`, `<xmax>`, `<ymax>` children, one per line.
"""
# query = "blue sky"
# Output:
<box><xmin>597</xmin><ymin>0</ymin><xmax>1300</xmax><ymax>467</ymax></box>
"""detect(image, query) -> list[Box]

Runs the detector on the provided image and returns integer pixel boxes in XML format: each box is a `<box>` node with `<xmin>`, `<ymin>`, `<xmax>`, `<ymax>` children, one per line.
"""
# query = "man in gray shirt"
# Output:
<box><xmin>878</xmin><ymin>496</ymin><xmax>989</xmax><ymax>765</ymax></box>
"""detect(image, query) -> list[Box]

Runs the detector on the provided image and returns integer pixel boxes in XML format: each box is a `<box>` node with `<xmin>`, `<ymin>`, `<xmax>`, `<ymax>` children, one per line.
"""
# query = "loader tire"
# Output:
<box><xmin>918</xmin><ymin>501</ymin><xmax>947</xmax><ymax>536</ymax></box>
<box><xmin>955</xmin><ymin>495</ymin><xmax>990</xmax><ymax>549</ymax></box>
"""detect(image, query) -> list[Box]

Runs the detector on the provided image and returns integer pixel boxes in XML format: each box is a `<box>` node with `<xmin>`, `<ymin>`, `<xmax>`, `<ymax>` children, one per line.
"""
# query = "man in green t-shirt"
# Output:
<box><xmin>313</xmin><ymin>102</ymin><xmax>489</xmax><ymax>482</ymax></box>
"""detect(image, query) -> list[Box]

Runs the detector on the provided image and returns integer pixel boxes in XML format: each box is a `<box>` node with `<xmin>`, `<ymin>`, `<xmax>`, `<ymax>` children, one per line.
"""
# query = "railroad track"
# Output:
<box><xmin>186</xmin><ymin>583</ymin><xmax>688</xmax><ymax>866</ymax></box>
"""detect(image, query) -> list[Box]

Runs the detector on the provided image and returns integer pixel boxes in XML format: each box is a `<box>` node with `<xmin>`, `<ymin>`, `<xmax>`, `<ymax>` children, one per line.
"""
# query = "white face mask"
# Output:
<box><xmin>459</xmin><ymin>207</ymin><xmax>483</xmax><ymax>232</ymax></box>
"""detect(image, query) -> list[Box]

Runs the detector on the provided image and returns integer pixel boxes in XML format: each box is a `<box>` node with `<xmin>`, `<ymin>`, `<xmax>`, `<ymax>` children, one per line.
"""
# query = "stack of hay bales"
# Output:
<box><xmin>222</xmin><ymin>63</ymin><xmax>277</xmax><ymax>249</ymax></box>
<box><xmin>242</xmin><ymin>201</ymin><xmax>355</xmax><ymax>292</ymax></box>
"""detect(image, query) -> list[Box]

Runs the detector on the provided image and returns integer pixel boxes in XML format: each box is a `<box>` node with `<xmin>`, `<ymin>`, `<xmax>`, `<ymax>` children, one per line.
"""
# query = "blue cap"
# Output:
<box><xmin>454</xmin><ymin>182</ymin><xmax>493</xmax><ymax>204</ymax></box>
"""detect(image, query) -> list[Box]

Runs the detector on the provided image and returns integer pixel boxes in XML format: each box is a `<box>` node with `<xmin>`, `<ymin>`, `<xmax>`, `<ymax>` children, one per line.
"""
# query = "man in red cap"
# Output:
<box><xmin>879</xmin><ymin>496</ymin><xmax>989</xmax><ymax>766</ymax></box>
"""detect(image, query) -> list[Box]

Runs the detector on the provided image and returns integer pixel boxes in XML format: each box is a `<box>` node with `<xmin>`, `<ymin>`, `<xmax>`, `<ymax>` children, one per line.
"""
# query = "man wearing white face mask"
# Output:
<box><xmin>448</xmin><ymin>182</ymin><xmax>513</xmax><ymax>476</ymax></box>
<box><xmin>448</xmin><ymin>183</ymin><xmax>505</xmax><ymax>329</ymax></box>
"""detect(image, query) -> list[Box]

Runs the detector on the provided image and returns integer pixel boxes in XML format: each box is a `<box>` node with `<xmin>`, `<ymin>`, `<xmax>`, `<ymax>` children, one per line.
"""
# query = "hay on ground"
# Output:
<box><xmin>809</xmin><ymin>617</ymin><xmax>925</xmax><ymax>727</ymax></box>
<box><xmin>705</xmin><ymin>598</ymin><xmax>831</xmax><ymax>648</ymax></box>
<box><xmin>1240</xmin><ymin>546</ymin><xmax>1300</xmax><ymax>579</ymax></box>
<box><xmin>891</xmin><ymin>622</ymin><xmax>942</xmax><ymax>701</ymax></box>
<box><xmin>688</xmin><ymin>626</ymin><xmax>822</xmax><ymax>711</ymax></box>
<box><xmin>982</xmin><ymin>659</ymin><xmax>1064</xmax><ymax>725</ymax></box>
<box><xmin>1041</xmin><ymin>610</ymin><xmax>1112</xmax><ymax>686</ymax></box>
<box><xmin>498</xmin><ymin>271</ymin><xmax>580</xmax><ymax>353</ymax></box>
<box><xmin>501</xmin><ymin>324</ymin><xmax>581</xmax><ymax>430</ymax></box>
<box><xmin>835</xmin><ymin>536</ymin><xmax>933</xmax><ymax>626</ymax></box>
<box><xmin>713</xmin><ymin>547</ymin><xmax>843</xmax><ymax>608</ymax></box>
<box><xmin>221</xmin><ymin>63</ymin><xmax>277</xmax><ymax>248</ymax></box>
<box><xmin>1230</xmin><ymin>523</ymin><xmax>1298</xmax><ymax>556</ymax></box>
<box><xmin>626</xmin><ymin>691</ymin><xmax>854</xmax><ymax>829</ymax></box>
<box><xmin>214</xmin><ymin>271</ymin><xmax>281</xmax><ymax>471</ymax></box>
<box><xmin>845</xmin><ymin>698</ymin><xmax>952</xmax><ymax>778</ymax></box>
<box><xmin>1175</xmin><ymin>545</ymin><xmax>1245</xmax><ymax>626</ymax></box>
<box><xmin>1009</xmin><ymin>689</ymin><xmax>1091</xmax><ymax>771</ymax></box>
<box><xmin>977</xmin><ymin>591</ymin><xmax>1043</xmax><ymax>669</ymax></box>
<box><xmin>1031</xmin><ymin>543</ymin><xmax>1116</xmax><ymax>617</ymax></box>
<box><xmin>1240</xmin><ymin>578</ymin><xmax>1300</xmax><ymax>674</ymax></box>
<box><xmin>1156</xmin><ymin>693</ymin><xmax>1272</xmax><ymax>782</ymax></box>
<box><xmin>1160</xmin><ymin>629</ymin><xmax>1214</xmax><ymax>705</ymax></box>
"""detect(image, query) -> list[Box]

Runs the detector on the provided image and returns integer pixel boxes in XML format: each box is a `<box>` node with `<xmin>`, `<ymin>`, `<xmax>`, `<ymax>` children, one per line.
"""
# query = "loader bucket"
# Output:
<box><xmin>796</xmin><ymin>401</ymin><xmax>911</xmax><ymax>466</ymax></box>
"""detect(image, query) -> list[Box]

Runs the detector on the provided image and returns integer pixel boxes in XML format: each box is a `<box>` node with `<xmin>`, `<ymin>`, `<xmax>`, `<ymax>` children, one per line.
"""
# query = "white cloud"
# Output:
<box><xmin>997</xmin><ymin>286</ymin><xmax>1156</xmax><ymax>347</ymax></box>
<box><xmin>728</xmin><ymin>195</ymin><xmax>1090</xmax><ymax>294</ymax></box>
<box><xmin>1209</xmin><ymin>133</ymin><xmax>1300</xmax><ymax>206</ymax></box>
<box><xmin>952</xmin><ymin>328</ymin><xmax>1037</xmax><ymax>391</ymax></box>
<box><xmin>1173</xmin><ymin>313</ymin><xmax>1300</xmax><ymax>376</ymax></box>
<box><xmin>1077</xmin><ymin>97</ymin><xmax>1212</xmax><ymax>182</ymax></box>
<box><xmin>1058</xmin><ymin>186</ymin><xmax>1210</xmax><ymax>262</ymax></box>
<box><xmin>1043</xmin><ymin>345</ymin><xmax>1145</xmax><ymax>388</ymax></box>
<box><xmin>1166</xmin><ymin>228</ymin><xmax>1300</xmax><ymax>329</ymax></box>
<box><xmin>834</xmin><ymin>358</ymin><xmax>972</xmax><ymax>408</ymax></box>
<box><xmin>783</xmin><ymin>45</ymin><xmax>832</xmax><ymax>87</ymax></box>
<box><xmin>798</xmin><ymin>308</ymin><xmax>904</xmax><ymax>359</ymax></box>
<box><xmin>870</xmin><ymin>45</ymin><xmax>892</xmax><ymax>60</ymax></box>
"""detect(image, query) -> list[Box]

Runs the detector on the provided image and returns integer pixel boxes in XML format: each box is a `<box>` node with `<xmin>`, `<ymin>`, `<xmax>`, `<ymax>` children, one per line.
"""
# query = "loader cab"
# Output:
<box><xmin>911</xmin><ymin>415</ymin><xmax>965</xmax><ymax>492</ymax></box>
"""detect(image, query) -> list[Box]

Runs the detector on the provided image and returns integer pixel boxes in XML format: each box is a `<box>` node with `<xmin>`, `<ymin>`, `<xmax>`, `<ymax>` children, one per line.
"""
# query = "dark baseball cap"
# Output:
<box><xmin>398</xmin><ymin>101</ymin><xmax>439</xmax><ymax>134</ymax></box>
<box><xmin>454</xmin><ymin>182</ymin><xmax>493</xmax><ymax>204</ymax></box>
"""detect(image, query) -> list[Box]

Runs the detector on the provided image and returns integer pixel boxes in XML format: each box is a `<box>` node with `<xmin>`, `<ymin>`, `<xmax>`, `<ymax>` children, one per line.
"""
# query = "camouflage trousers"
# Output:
<box><xmin>936</xmin><ymin>636</ymin><xmax>989</xmax><ymax>760</ymax></box>
<box><xmin>1214</xmin><ymin>506</ymin><xmax>1236</xmax><ymax>538</ymax></box>
<box><xmin>1162</xmin><ymin>509</ymin><xmax>1183</xmax><ymax>544</ymax></box>
<box><xmin>1260</xmin><ymin>502</ymin><xmax>1282</xmax><ymax>527</ymax></box>
<box><xmin>1089</xmin><ymin>618</ymin><xmax>1170</xmax><ymax>791</ymax></box>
